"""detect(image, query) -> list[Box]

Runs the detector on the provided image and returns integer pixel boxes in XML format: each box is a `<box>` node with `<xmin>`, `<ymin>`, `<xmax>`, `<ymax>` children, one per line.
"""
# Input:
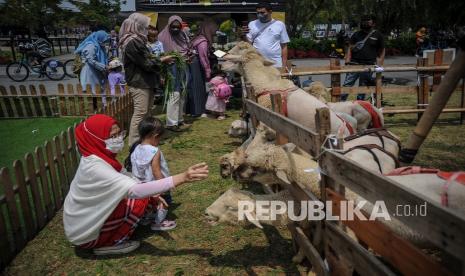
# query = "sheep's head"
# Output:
<box><xmin>221</xmin><ymin>47</ymin><xmax>275</xmax><ymax>73</ymax></box>
<box><xmin>233</xmin><ymin>144</ymin><xmax>289</xmax><ymax>184</ymax></box>
<box><xmin>204</xmin><ymin>188</ymin><xmax>262</xmax><ymax>228</ymax></box>
<box><xmin>302</xmin><ymin>81</ymin><xmax>331</xmax><ymax>103</ymax></box>
<box><xmin>228</xmin><ymin>120</ymin><xmax>248</xmax><ymax>138</ymax></box>
<box><xmin>219</xmin><ymin>148</ymin><xmax>247</xmax><ymax>178</ymax></box>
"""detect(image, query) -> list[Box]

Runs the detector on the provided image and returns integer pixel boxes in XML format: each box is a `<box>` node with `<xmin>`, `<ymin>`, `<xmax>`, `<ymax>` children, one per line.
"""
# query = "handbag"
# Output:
<box><xmin>352</xmin><ymin>30</ymin><xmax>376</xmax><ymax>53</ymax></box>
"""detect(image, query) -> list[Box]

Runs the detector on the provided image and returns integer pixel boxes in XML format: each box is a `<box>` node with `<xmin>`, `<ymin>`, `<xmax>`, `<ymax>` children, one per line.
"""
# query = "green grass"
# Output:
<box><xmin>0</xmin><ymin>117</ymin><xmax>84</xmax><ymax>171</ymax></box>
<box><xmin>4</xmin><ymin>110</ymin><xmax>305</xmax><ymax>275</ymax></box>
<box><xmin>3</xmin><ymin>92</ymin><xmax>465</xmax><ymax>274</ymax></box>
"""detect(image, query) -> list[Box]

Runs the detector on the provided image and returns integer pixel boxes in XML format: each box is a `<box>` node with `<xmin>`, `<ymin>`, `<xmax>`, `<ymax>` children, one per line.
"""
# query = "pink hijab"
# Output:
<box><xmin>119</xmin><ymin>13</ymin><xmax>150</xmax><ymax>52</ymax></box>
<box><xmin>158</xmin><ymin>15</ymin><xmax>191</xmax><ymax>55</ymax></box>
<box><xmin>192</xmin><ymin>19</ymin><xmax>218</xmax><ymax>47</ymax></box>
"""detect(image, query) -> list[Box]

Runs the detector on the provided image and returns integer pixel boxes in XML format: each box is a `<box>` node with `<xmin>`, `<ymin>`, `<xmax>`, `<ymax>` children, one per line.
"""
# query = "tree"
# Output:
<box><xmin>0</xmin><ymin>0</ymin><xmax>63</xmax><ymax>34</ymax></box>
<box><xmin>69</xmin><ymin>0</ymin><xmax>121</xmax><ymax>30</ymax></box>
<box><xmin>285</xmin><ymin>0</ymin><xmax>326</xmax><ymax>37</ymax></box>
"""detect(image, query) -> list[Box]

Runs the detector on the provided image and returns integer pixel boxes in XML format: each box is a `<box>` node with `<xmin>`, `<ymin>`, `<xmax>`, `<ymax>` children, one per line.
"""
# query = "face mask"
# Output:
<box><xmin>104</xmin><ymin>135</ymin><xmax>125</xmax><ymax>153</ymax></box>
<box><xmin>257</xmin><ymin>14</ymin><xmax>270</xmax><ymax>23</ymax></box>
<box><xmin>170</xmin><ymin>28</ymin><xmax>181</xmax><ymax>35</ymax></box>
<box><xmin>361</xmin><ymin>22</ymin><xmax>372</xmax><ymax>31</ymax></box>
<box><xmin>84</xmin><ymin>123</ymin><xmax>126</xmax><ymax>153</ymax></box>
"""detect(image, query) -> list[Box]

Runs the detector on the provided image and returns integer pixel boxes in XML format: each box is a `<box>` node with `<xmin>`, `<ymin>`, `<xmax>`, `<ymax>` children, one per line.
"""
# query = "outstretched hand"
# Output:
<box><xmin>183</xmin><ymin>163</ymin><xmax>209</xmax><ymax>183</ymax></box>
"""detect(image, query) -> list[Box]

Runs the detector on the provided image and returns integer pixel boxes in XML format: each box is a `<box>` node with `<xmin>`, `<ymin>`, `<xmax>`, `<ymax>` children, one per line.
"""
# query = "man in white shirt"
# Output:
<box><xmin>243</xmin><ymin>2</ymin><xmax>290</xmax><ymax>68</ymax></box>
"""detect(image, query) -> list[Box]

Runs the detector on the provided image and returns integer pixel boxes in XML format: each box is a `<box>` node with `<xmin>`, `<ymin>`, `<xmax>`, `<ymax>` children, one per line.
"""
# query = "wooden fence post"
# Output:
<box><xmin>9</xmin><ymin>86</ymin><xmax>24</xmax><ymax>117</ymax></box>
<box><xmin>20</xmin><ymin>85</ymin><xmax>33</xmax><ymax>117</ymax></box>
<box><xmin>67</xmin><ymin>84</ymin><xmax>76</xmax><ymax>116</ymax></box>
<box><xmin>417</xmin><ymin>58</ymin><xmax>429</xmax><ymax>121</ymax></box>
<box><xmin>0</xmin><ymin>168</ymin><xmax>25</xmax><ymax>252</ymax></box>
<box><xmin>35</xmin><ymin>146</ymin><xmax>54</xmax><ymax>219</ymax></box>
<box><xmin>330</xmin><ymin>58</ymin><xmax>341</xmax><ymax>102</ymax></box>
<box><xmin>58</xmin><ymin>83</ymin><xmax>67</xmax><ymax>116</ymax></box>
<box><xmin>25</xmin><ymin>153</ymin><xmax>46</xmax><ymax>230</ymax></box>
<box><xmin>270</xmin><ymin>94</ymin><xmax>289</xmax><ymax>145</ymax></box>
<box><xmin>13</xmin><ymin>160</ymin><xmax>35</xmax><ymax>240</ymax></box>
<box><xmin>0</xmin><ymin>85</ymin><xmax>14</xmax><ymax>117</ymax></box>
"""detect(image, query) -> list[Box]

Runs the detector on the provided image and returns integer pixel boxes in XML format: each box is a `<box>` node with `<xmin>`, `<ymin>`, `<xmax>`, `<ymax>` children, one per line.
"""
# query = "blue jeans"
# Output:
<box><xmin>341</xmin><ymin>71</ymin><xmax>374</xmax><ymax>101</ymax></box>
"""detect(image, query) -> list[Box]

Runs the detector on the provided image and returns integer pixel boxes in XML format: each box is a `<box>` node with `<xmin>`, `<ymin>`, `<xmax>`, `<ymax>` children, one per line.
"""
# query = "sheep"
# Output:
<box><xmin>222</xmin><ymin>46</ymin><xmax>355</xmax><ymax>137</ymax></box>
<box><xmin>303</xmin><ymin>85</ymin><xmax>385</xmax><ymax>132</ymax></box>
<box><xmin>204</xmin><ymin>187</ymin><xmax>292</xmax><ymax>229</ymax></box>
<box><xmin>228</xmin><ymin>119</ymin><xmax>248</xmax><ymax>138</ymax></box>
<box><xmin>220</xmin><ymin>123</ymin><xmax>276</xmax><ymax>178</ymax></box>
<box><xmin>233</xmin><ymin>142</ymin><xmax>321</xmax><ymax>196</ymax></box>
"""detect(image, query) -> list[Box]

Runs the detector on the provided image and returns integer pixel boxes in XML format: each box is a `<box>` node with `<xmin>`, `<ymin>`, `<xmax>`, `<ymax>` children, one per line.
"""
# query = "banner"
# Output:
<box><xmin>136</xmin><ymin>0</ymin><xmax>286</xmax><ymax>12</ymax></box>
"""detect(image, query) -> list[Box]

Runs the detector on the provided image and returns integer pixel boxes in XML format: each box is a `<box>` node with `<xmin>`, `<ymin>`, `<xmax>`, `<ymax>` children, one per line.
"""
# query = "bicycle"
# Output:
<box><xmin>6</xmin><ymin>43</ymin><xmax>66</xmax><ymax>82</ymax></box>
<box><xmin>64</xmin><ymin>58</ymin><xmax>77</xmax><ymax>78</ymax></box>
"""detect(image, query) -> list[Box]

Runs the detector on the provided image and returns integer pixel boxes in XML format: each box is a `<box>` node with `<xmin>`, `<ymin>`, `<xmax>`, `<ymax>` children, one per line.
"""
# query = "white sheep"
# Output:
<box><xmin>228</xmin><ymin>119</ymin><xmax>248</xmax><ymax>138</ymax></box>
<box><xmin>222</xmin><ymin>45</ymin><xmax>354</xmax><ymax>137</ymax></box>
<box><xmin>303</xmin><ymin>84</ymin><xmax>385</xmax><ymax>132</ymax></box>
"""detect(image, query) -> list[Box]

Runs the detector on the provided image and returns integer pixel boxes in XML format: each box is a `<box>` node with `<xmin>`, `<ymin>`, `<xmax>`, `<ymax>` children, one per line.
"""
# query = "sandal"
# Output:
<box><xmin>217</xmin><ymin>116</ymin><xmax>226</xmax><ymax>121</ymax></box>
<box><xmin>151</xmin><ymin>220</ymin><xmax>177</xmax><ymax>231</ymax></box>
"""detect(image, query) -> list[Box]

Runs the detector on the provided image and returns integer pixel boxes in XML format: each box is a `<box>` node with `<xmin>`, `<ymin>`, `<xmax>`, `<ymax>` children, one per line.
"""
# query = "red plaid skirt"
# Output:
<box><xmin>80</xmin><ymin>198</ymin><xmax>149</xmax><ymax>248</ymax></box>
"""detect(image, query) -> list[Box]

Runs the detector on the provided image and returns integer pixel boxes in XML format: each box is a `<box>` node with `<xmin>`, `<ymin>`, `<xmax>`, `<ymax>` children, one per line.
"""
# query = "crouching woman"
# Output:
<box><xmin>63</xmin><ymin>114</ymin><xmax>208</xmax><ymax>255</ymax></box>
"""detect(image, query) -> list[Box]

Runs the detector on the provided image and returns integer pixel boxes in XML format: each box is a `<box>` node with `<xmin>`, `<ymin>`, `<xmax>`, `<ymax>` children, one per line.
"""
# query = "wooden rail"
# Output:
<box><xmin>0</xmin><ymin>83</ymin><xmax>126</xmax><ymax>118</ymax></box>
<box><xmin>282</xmin><ymin>49</ymin><xmax>465</xmax><ymax>120</ymax></box>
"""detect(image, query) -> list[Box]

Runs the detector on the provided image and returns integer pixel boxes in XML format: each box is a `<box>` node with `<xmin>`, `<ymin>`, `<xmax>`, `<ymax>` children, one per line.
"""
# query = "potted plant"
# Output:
<box><xmin>0</xmin><ymin>51</ymin><xmax>13</xmax><ymax>65</ymax></box>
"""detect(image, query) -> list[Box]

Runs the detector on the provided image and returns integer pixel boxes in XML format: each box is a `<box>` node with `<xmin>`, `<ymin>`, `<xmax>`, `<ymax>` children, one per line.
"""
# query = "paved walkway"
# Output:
<box><xmin>0</xmin><ymin>53</ymin><xmax>78</xmax><ymax>95</ymax></box>
<box><xmin>0</xmin><ymin>55</ymin><xmax>418</xmax><ymax>95</ymax></box>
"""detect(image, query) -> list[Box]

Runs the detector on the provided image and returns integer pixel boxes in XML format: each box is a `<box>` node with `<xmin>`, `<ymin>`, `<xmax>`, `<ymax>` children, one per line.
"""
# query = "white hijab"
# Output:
<box><xmin>63</xmin><ymin>155</ymin><xmax>137</xmax><ymax>245</ymax></box>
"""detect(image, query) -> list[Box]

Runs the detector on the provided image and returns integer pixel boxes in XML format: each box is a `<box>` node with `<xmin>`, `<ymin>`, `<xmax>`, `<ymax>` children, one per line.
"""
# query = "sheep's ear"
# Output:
<box><xmin>281</xmin><ymin>143</ymin><xmax>297</xmax><ymax>153</ymax></box>
<box><xmin>276</xmin><ymin>170</ymin><xmax>291</xmax><ymax>185</ymax></box>
<box><xmin>263</xmin><ymin>59</ymin><xmax>275</xmax><ymax>66</ymax></box>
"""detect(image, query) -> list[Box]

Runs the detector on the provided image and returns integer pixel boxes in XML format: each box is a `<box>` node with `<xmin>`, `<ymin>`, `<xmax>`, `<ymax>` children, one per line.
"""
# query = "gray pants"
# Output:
<box><xmin>166</xmin><ymin>91</ymin><xmax>185</xmax><ymax>127</ymax></box>
<box><xmin>128</xmin><ymin>86</ymin><xmax>154</xmax><ymax>146</ymax></box>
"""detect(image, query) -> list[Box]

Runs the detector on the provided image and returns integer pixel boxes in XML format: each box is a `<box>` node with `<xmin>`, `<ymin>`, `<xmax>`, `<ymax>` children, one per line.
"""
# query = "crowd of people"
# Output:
<box><xmin>63</xmin><ymin>1</ymin><xmax>394</xmax><ymax>256</ymax></box>
<box><xmin>63</xmin><ymin>1</ymin><xmax>287</xmax><ymax>256</ymax></box>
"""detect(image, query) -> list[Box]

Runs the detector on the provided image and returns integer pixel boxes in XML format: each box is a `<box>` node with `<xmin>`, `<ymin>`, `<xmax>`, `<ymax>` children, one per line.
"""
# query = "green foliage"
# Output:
<box><xmin>69</xmin><ymin>0</ymin><xmax>120</xmax><ymax>29</ymax></box>
<box><xmin>288</xmin><ymin>37</ymin><xmax>335</xmax><ymax>54</ymax></box>
<box><xmin>160</xmin><ymin>51</ymin><xmax>188</xmax><ymax>110</ymax></box>
<box><xmin>219</xmin><ymin>19</ymin><xmax>234</xmax><ymax>35</ymax></box>
<box><xmin>385</xmin><ymin>33</ymin><xmax>417</xmax><ymax>55</ymax></box>
<box><xmin>0</xmin><ymin>0</ymin><xmax>62</xmax><ymax>32</ymax></box>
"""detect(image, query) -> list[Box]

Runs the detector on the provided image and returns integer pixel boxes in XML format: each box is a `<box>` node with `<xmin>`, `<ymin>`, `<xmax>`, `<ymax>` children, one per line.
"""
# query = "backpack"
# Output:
<box><xmin>209</xmin><ymin>76</ymin><xmax>232</xmax><ymax>100</ymax></box>
<box><xmin>33</xmin><ymin>38</ymin><xmax>52</xmax><ymax>58</ymax></box>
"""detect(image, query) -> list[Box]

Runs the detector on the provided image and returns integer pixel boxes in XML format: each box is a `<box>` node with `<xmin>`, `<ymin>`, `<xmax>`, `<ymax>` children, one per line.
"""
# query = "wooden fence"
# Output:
<box><xmin>0</xmin><ymin>92</ymin><xmax>133</xmax><ymax>271</ymax></box>
<box><xmin>283</xmin><ymin>49</ymin><xmax>465</xmax><ymax>121</ymax></box>
<box><xmin>243</xmin><ymin>81</ymin><xmax>465</xmax><ymax>274</ymax></box>
<box><xmin>0</xmin><ymin>84</ymin><xmax>126</xmax><ymax>118</ymax></box>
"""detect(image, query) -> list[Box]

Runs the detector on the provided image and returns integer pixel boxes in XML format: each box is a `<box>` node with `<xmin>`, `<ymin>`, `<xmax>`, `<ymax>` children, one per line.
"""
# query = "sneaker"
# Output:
<box><xmin>217</xmin><ymin>116</ymin><xmax>226</xmax><ymax>121</ymax></box>
<box><xmin>151</xmin><ymin>220</ymin><xmax>177</xmax><ymax>231</ymax></box>
<box><xmin>166</xmin><ymin>125</ymin><xmax>183</xmax><ymax>132</ymax></box>
<box><xmin>200</xmin><ymin>113</ymin><xmax>208</xmax><ymax>118</ymax></box>
<box><xmin>93</xmin><ymin>240</ymin><xmax>140</xmax><ymax>255</ymax></box>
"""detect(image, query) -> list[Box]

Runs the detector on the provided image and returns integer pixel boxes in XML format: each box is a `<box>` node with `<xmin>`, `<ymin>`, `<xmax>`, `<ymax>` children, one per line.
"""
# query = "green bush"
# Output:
<box><xmin>289</xmin><ymin>37</ymin><xmax>335</xmax><ymax>54</ymax></box>
<box><xmin>385</xmin><ymin>33</ymin><xmax>417</xmax><ymax>55</ymax></box>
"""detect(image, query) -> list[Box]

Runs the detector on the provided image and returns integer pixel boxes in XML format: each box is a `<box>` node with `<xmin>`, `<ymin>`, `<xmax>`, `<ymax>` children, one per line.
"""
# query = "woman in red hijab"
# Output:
<box><xmin>64</xmin><ymin>114</ymin><xmax>208</xmax><ymax>255</ymax></box>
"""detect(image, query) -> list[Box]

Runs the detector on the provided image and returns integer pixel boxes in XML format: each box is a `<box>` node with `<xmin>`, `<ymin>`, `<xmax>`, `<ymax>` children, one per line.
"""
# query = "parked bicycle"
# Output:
<box><xmin>6</xmin><ymin>41</ymin><xmax>66</xmax><ymax>82</ymax></box>
<box><xmin>63</xmin><ymin>58</ymin><xmax>77</xmax><ymax>78</ymax></box>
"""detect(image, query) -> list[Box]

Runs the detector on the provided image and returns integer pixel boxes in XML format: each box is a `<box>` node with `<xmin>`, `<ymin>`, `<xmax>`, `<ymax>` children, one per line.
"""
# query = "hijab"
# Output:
<box><xmin>75</xmin><ymin>114</ymin><xmax>122</xmax><ymax>171</ymax></box>
<box><xmin>158</xmin><ymin>15</ymin><xmax>191</xmax><ymax>55</ymax></box>
<box><xmin>193</xmin><ymin>19</ymin><xmax>218</xmax><ymax>47</ymax></box>
<box><xmin>74</xmin><ymin>30</ymin><xmax>110</xmax><ymax>65</ymax></box>
<box><xmin>119</xmin><ymin>12</ymin><xmax>151</xmax><ymax>52</ymax></box>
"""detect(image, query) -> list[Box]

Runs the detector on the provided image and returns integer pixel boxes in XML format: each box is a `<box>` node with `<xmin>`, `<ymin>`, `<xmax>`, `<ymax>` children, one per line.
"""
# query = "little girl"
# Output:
<box><xmin>205</xmin><ymin>72</ymin><xmax>232</xmax><ymax>120</ymax></box>
<box><xmin>127</xmin><ymin>117</ymin><xmax>176</xmax><ymax>231</ymax></box>
<box><xmin>108</xmin><ymin>58</ymin><xmax>126</xmax><ymax>102</ymax></box>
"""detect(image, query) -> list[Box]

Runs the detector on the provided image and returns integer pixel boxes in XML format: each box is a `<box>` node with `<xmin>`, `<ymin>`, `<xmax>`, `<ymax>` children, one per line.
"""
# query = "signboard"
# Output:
<box><xmin>136</xmin><ymin>0</ymin><xmax>286</xmax><ymax>13</ymax></box>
